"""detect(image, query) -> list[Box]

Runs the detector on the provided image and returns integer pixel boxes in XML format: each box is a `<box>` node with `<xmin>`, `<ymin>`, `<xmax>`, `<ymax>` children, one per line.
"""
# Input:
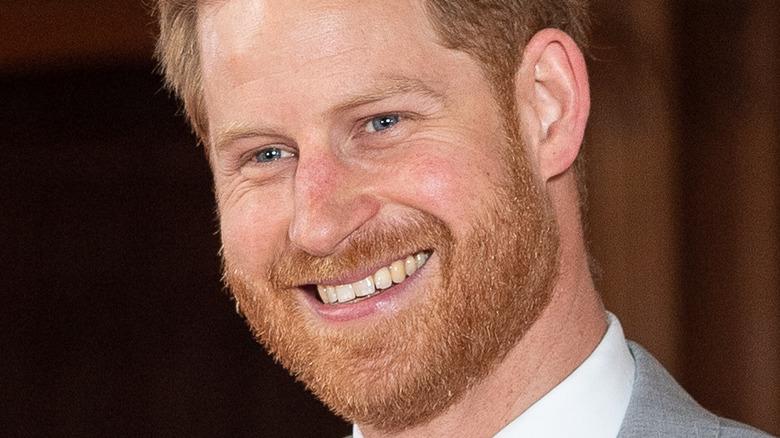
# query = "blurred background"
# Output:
<box><xmin>1</xmin><ymin>1</ymin><xmax>777</xmax><ymax>436</ymax></box>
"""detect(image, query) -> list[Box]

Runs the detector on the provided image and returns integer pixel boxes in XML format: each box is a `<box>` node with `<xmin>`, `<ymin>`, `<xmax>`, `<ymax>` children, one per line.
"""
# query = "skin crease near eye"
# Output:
<box><xmin>247</xmin><ymin>113</ymin><xmax>401</xmax><ymax>168</ymax></box>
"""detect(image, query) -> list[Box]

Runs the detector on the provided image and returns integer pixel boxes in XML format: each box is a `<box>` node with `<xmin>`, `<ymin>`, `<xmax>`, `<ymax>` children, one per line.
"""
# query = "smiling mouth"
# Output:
<box><xmin>315</xmin><ymin>251</ymin><xmax>431</xmax><ymax>305</ymax></box>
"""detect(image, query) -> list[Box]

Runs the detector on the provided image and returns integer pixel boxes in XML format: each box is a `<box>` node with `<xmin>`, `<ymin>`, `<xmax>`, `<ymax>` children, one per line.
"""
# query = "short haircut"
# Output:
<box><xmin>154</xmin><ymin>0</ymin><xmax>590</xmax><ymax>146</ymax></box>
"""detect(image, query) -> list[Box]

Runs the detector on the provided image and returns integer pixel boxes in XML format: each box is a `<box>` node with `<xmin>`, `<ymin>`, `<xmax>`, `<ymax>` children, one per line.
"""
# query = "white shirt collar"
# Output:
<box><xmin>353</xmin><ymin>312</ymin><xmax>635</xmax><ymax>438</ymax></box>
<box><xmin>491</xmin><ymin>312</ymin><xmax>635</xmax><ymax>438</ymax></box>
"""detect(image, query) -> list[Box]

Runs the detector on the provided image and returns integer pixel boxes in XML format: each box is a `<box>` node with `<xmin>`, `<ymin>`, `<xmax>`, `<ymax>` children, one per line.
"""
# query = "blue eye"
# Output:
<box><xmin>254</xmin><ymin>147</ymin><xmax>292</xmax><ymax>163</ymax></box>
<box><xmin>368</xmin><ymin>114</ymin><xmax>400</xmax><ymax>132</ymax></box>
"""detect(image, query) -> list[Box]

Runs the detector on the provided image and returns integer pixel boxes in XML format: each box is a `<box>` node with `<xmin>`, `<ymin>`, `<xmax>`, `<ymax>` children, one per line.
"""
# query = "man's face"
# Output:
<box><xmin>199</xmin><ymin>0</ymin><xmax>559</xmax><ymax>431</ymax></box>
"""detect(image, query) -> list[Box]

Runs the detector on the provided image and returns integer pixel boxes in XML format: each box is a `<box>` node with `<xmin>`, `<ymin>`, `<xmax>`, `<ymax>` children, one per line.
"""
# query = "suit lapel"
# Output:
<box><xmin>617</xmin><ymin>342</ymin><xmax>719</xmax><ymax>437</ymax></box>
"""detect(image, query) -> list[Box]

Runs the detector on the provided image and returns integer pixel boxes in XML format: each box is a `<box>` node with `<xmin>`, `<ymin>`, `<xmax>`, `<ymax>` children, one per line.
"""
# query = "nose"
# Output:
<box><xmin>288</xmin><ymin>149</ymin><xmax>380</xmax><ymax>256</ymax></box>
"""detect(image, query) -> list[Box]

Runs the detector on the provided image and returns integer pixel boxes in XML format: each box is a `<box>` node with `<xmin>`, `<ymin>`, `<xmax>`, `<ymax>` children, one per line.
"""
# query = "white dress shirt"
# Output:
<box><xmin>353</xmin><ymin>312</ymin><xmax>635</xmax><ymax>438</ymax></box>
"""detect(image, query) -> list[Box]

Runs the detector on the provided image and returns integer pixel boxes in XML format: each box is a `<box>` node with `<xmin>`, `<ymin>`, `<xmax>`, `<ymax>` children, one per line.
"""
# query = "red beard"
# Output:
<box><xmin>224</xmin><ymin>161</ymin><xmax>560</xmax><ymax>431</ymax></box>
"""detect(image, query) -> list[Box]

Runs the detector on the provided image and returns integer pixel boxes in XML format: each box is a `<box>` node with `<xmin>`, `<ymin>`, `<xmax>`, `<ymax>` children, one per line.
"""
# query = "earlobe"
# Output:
<box><xmin>518</xmin><ymin>29</ymin><xmax>590</xmax><ymax>181</ymax></box>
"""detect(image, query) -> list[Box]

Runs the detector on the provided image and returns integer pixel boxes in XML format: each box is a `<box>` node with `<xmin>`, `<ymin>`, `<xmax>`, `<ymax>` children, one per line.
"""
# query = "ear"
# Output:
<box><xmin>517</xmin><ymin>29</ymin><xmax>590</xmax><ymax>181</ymax></box>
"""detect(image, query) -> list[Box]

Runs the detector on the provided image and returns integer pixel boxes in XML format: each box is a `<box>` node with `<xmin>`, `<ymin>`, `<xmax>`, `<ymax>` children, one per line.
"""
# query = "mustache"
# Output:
<box><xmin>267</xmin><ymin>212</ymin><xmax>453</xmax><ymax>289</ymax></box>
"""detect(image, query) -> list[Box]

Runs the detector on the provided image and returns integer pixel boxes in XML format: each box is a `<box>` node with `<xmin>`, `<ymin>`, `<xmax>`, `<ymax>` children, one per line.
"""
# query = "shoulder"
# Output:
<box><xmin>719</xmin><ymin>418</ymin><xmax>776</xmax><ymax>438</ymax></box>
<box><xmin>618</xmin><ymin>342</ymin><xmax>775</xmax><ymax>438</ymax></box>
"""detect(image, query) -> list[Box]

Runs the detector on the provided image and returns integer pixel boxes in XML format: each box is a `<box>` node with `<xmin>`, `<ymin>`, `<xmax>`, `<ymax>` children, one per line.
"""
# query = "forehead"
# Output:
<box><xmin>197</xmin><ymin>0</ymin><xmax>439</xmax><ymax>84</ymax></box>
<box><xmin>195</xmin><ymin>0</ymin><xmax>491</xmax><ymax>146</ymax></box>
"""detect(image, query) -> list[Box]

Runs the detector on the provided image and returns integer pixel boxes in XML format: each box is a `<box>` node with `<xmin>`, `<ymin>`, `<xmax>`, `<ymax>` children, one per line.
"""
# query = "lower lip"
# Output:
<box><xmin>298</xmin><ymin>258</ymin><xmax>431</xmax><ymax>324</ymax></box>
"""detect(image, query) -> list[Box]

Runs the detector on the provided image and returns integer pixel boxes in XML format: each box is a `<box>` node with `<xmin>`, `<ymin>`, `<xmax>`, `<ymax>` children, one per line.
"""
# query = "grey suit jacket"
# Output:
<box><xmin>345</xmin><ymin>342</ymin><xmax>775</xmax><ymax>437</ymax></box>
<box><xmin>618</xmin><ymin>342</ymin><xmax>774</xmax><ymax>437</ymax></box>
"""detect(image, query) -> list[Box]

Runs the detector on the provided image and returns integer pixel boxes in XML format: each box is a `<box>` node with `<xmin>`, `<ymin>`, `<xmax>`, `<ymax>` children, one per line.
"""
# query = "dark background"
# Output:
<box><xmin>1</xmin><ymin>1</ymin><xmax>778</xmax><ymax>436</ymax></box>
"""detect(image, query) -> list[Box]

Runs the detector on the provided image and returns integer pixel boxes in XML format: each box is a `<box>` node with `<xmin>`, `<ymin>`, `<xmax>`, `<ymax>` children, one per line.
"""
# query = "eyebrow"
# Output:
<box><xmin>212</xmin><ymin>121</ymin><xmax>281</xmax><ymax>154</ymax></box>
<box><xmin>211</xmin><ymin>75</ymin><xmax>445</xmax><ymax>153</ymax></box>
<box><xmin>330</xmin><ymin>75</ymin><xmax>446</xmax><ymax>114</ymax></box>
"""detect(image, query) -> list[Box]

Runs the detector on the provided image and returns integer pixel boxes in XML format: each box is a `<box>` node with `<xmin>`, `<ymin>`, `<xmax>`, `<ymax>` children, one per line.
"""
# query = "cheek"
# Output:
<box><xmin>219</xmin><ymin>190</ymin><xmax>291</xmax><ymax>274</ymax></box>
<box><xmin>417</xmin><ymin>160</ymin><xmax>461</xmax><ymax>205</ymax></box>
<box><xmin>396</xmin><ymin>154</ymin><xmax>495</xmax><ymax>228</ymax></box>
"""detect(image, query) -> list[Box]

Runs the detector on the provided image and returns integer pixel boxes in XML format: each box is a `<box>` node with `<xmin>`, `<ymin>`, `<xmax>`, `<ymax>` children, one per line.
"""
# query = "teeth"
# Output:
<box><xmin>405</xmin><ymin>255</ymin><xmax>417</xmax><ymax>276</ymax></box>
<box><xmin>354</xmin><ymin>276</ymin><xmax>374</xmax><ymax>297</ymax></box>
<box><xmin>326</xmin><ymin>286</ymin><xmax>337</xmax><ymax>303</ymax></box>
<box><xmin>317</xmin><ymin>251</ymin><xmax>430</xmax><ymax>305</ymax></box>
<box><xmin>317</xmin><ymin>285</ymin><xmax>339</xmax><ymax>303</ymax></box>
<box><xmin>389</xmin><ymin>260</ymin><xmax>405</xmax><ymax>283</ymax></box>
<box><xmin>374</xmin><ymin>267</ymin><xmax>392</xmax><ymax>290</ymax></box>
<box><xmin>335</xmin><ymin>284</ymin><xmax>356</xmax><ymax>302</ymax></box>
